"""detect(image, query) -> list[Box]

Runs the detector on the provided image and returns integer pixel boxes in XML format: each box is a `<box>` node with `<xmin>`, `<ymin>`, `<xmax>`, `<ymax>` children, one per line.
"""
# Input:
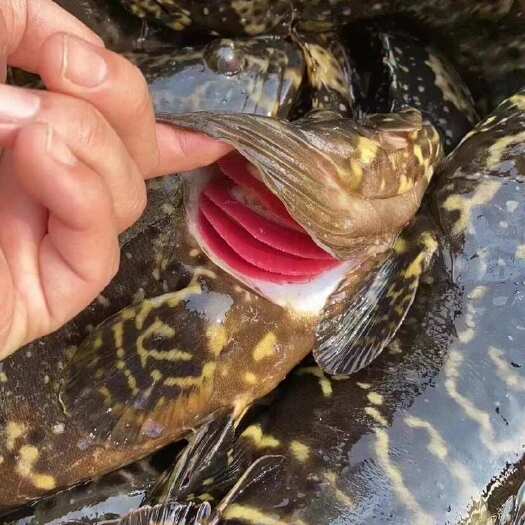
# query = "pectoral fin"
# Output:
<box><xmin>314</xmin><ymin>214</ymin><xmax>439</xmax><ymax>375</ymax></box>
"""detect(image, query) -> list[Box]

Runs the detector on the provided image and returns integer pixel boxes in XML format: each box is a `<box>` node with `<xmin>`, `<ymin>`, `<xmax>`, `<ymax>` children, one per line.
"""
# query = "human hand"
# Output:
<box><xmin>0</xmin><ymin>0</ymin><xmax>232</xmax><ymax>359</ymax></box>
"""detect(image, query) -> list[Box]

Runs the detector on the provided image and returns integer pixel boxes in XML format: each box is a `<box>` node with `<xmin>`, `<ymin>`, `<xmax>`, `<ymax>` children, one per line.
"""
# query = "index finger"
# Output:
<box><xmin>2</xmin><ymin>0</ymin><xmax>103</xmax><ymax>73</ymax></box>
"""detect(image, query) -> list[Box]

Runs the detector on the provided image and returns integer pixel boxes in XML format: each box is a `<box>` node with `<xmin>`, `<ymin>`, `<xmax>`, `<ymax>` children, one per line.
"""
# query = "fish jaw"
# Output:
<box><xmin>182</xmin><ymin>160</ymin><xmax>363</xmax><ymax>316</ymax></box>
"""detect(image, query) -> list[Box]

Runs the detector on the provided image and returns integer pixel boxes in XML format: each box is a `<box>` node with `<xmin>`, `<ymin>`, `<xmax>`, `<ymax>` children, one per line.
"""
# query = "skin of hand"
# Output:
<box><xmin>0</xmin><ymin>0</ymin><xmax>232</xmax><ymax>360</ymax></box>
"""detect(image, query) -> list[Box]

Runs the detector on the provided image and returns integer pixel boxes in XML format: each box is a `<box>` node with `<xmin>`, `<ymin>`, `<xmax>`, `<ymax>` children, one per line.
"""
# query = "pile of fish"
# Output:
<box><xmin>2</xmin><ymin>0</ymin><xmax>525</xmax><ymax>524</ymax></box>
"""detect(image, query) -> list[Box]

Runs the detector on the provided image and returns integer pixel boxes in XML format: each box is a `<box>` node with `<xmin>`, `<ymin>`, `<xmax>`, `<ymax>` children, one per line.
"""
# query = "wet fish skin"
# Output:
<box><xmin>115</xmin><ymin>0</ymin><xmax>516</xmax><ymax>37</ymax></box>
<box><xmin>126</xmin><ymin>37</ymin><xmax>305</xmax><ymax>118</ymax></box>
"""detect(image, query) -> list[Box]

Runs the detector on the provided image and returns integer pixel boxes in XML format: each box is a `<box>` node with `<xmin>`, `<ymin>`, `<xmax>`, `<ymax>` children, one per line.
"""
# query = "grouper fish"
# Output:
<box><xmin>0</xmin><ymin>28</ymin><xmax>442</xmax><ymax>516</ymax></box>
<box><xmin>135</xmin><ymin>87</ymin><xmax>525</xmax><ymax>525</ymax></box>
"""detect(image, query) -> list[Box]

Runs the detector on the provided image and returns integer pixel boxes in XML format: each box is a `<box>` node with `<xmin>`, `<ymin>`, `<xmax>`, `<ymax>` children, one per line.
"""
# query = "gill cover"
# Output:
<box><xmin>158</xmin><ymin>109</ymin><xmax>442</xmax><ymax>260</ymax></box>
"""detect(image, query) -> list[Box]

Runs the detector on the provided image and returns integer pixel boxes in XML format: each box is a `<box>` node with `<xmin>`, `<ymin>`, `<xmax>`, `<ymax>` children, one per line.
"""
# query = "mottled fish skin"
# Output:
<box><xmin>118</xmin><ymin>0</ymin><xmax>294</xmax><ymax>36</ymax></box>
<box><xmin>359</xmin><ymin>27</ymin><xmax>479</xmax><ymax>152</ymax></box>
<box><xmin>125</xmin><ymin>37</ymin><xmax>305</xmax><ymax>117</ymax></box>
<box><xmin>116</xmin><ymin>0</ymin><xmax>516</xmax><ymax>36</ymax></box>
<box><xmin>210</xmin><ymin>89</ymin><xmax>525</xmax><ymax>524</ymax></box>
<box><xmin>291</xmin><ymin>30</ymin><xmax>357</xmax><ymax>117</ymax></box>
<box><xmin>4</xmin><ymin>457</ymin><xmax>162</xmax><ymax>525</ymax></box>
<box><xmin>442</xmin><ymin>2</ymin><xmax>525</xmax><ymax>115</ymax></box>
<box><xmin>53</xmin><ymin>0</ymin><xmax>178</xmax><ymax>51</ymax></box>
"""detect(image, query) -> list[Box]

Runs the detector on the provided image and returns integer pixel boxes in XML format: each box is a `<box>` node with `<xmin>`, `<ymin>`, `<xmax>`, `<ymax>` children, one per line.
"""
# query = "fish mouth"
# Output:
<box><xmin>185</xmin><ymin>152</ymin><xmax>358</xmax><ymax>314</ymax></box>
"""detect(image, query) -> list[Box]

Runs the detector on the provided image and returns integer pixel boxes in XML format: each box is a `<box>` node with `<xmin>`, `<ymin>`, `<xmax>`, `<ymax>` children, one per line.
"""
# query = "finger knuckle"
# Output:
<box><xmin>76</xmin><ymin>104</ymin><xmax>107</xmax><ymax>151</ymax></box>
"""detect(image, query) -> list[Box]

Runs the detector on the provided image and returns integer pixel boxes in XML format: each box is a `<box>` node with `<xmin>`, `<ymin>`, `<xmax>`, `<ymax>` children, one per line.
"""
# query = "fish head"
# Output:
<box><xmin>127</xmin><ymin>37</ymin><xmax>305</xmax><ymax>118</ymax></box>
<box><xmin>159</xmin><ymin>107</ymin><xmax>442</xmax><ymax>317</ymax></box>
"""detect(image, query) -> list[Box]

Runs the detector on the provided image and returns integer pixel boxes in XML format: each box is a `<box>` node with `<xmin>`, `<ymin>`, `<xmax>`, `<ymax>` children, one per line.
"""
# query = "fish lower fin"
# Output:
<box><xmin>98</xmin><ymin>501</ymin><xmax>212</xmax><ymax>525</ymax></box>
<box><xmin>147</xmin><ymin>412</ymin><xmax>249</xmax><ymax>505</ymax></box>
<box><xmin>59</xmin><ymin>278</ymin><xmax>223</xmax><ymax>445</ymax></box>
<box><xmin>314</xmin><ymin>214</ymin><xmax>439</xmax><ymax>375</ymax></box>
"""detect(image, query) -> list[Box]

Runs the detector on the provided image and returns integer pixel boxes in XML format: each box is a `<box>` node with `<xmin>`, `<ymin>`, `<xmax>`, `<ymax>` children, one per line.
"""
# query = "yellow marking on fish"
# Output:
<box><xmin>94</xmin><ymin>336</ymin><xmax>103</xmax><ymax>350</ymax></box>
<box><xmin>442</xmin><ymin>181</ymin><xmax>501</xmax><ymax>235</ymax></box>
<box><xmin>0</xmin><ymin>456</ymin><xmax>4</xmax><ymax>465</ymax></box>
<box><xmin>244</xmin><ymin>372</ymin><xmax>257</xmax><ymax>385</ymax></box>
<box><xmin>358</xmin><ymin>137</ymin><xmax>379</xmax><ymax>164</ymax></box>
<box><xmin>489</xmin><ymin>347</ymin><xmax>525</xmax><ymax>392</ymax></box>
<box><xmin>290</xmin><ymin>441</ymin><xmax>310</xmax><ymax>462</ymax></box>
<box><xmin>424</xmin><ymin>53</ymin><xmax>476</xmax><ymax>118</ymax></box>
<box><xmin>349</xmin><ymin>159</ymin><xmax>364</xmax><ymax>190</ymax></box>
<box><xmin>223</xmin><ymin>503</ymin><xmax>287</xmax><ymax>525</ymax></box>
<box><xmin>296</xmin><ymin>367</ymin><xmax>333</xmax><ymax>397</ymax></box>
<box><xmin>163</xmin><ymin>362</ymin><xmax>216</xmax><ymax>388</ymax></box>
<box><xmin>405</xmin><ymin>416</ymin><xmax>447</xmax><ymax>460</ymax></box>
<box><xmin>404</xmin><ymin>416</ymin><xmax>476</xmax><ymax>495</ymax></box>
<box><xmin>241</xmin><ymin>424</ymin><xmax>280</xmax><ymax>449</ymax></box>
<box><xmin>458</xmin><ymin>328</ymin><xmax>476</xmax><ymax>344</ymax></box>
<box><xmin>398</xmin><ymin>174</ymin><xmax>413</xmax><ymax>193</ymax></box>
<box><xmin>487</xmin><ymin>131</ymin><xmax>525</xmax><ymax>169</ymax></box>
<box><xmin>6</xmin><ymin>422</ymin><xmax>27</xmax><ymax>452</ymax></box>
<box><xmin>112</xmin><ymin>322</ymin><xmax>124</xmax><ymax>350</ymax></box>
<box><xmin>136</xmin><ymin>318</ymin><xmax>190</xmax><ymax>367</ymax></box>
<box><xmin>509</xmin><ymin>93</ymin><xmax>525</xmax><ymax>111</ymax></box>
<box><xmin>151</xmin><ymin>369</ymin><xmax>162</xmax><ymax>382</ymax></box>
<box><xmin>207</xmin><ymin>324</ymin><xmax>228</xmax><ymax>356</ymax></box>
<box><xmin>252</xmin><ymin>332</ymin><xmax>277</xmax><ymax>361</ymax></box>
<box><xmin>367</xmin><ymin>392</ymin><xmax>384</xmax><ymax>405</ymax></box>
<box><xmin>515</xmin><ymin>245</ymin><xmax>525</xmax><ymax>260</ymax></box>
<box><xmin>467</xmin><ymin>286</ymin><xmax>488</xmax><ymax>300</ymax></box>
<box><xmin>374</xmin><ymin>429</ymin><xmax>431</xmax><ymax>525</ymax></box>
<box><xmin>198</xmin><ymin>493</ymin><xmax>215</xmax><ymax>502</ymax></box>
<box><xmin>323</xmin><ymin>471</ymin><xmax>353</xmax><ymax>507</ymax></box>
<box><xmin>16</xmin><ymin>445</ymin><xmax>57</xmax><ymax>491</ymax></box>
<box><xmin>365</xmin><ymin>406</ymin><xmax>388</xmax><ymax>427</ymax></box>
<box><xmin>0</xmin><ymin>372</ymin><xmax>7</xmax><ymax>383</ymax></box>
<box><xmin>413</xmin><ymin>144</ymin><xmax>425</xmax><ymax>167</ymax></box>
<box><xmin>356</xmin><ymin>382</ymin><xmax>371</xmax><ymax>389</ymax></box>
<box><xmin>189</xmin><ymin>248</ymin><xmax>200</xmax><ymax>257</ymax></box>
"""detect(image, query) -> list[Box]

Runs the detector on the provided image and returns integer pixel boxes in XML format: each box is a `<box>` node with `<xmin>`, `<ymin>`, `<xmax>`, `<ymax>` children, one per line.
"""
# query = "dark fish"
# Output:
<box><xmin>167</xmin><ymin>88</ymin><xmax>525</xmax><ymax>524</ymax></box>
<box><xmin>115</xmin><ymin>0</ymin><xmax>517</xmax><ymax>37</ymax></box>
<box><xmin>0</xmin><ymin>31</ymin><xmax>442</xmax><ymax>515</ymax></box>
<box><xmin>353</xmin><ymin>25</ymin><xmax>479</xmax><ymax>151</ymax></box>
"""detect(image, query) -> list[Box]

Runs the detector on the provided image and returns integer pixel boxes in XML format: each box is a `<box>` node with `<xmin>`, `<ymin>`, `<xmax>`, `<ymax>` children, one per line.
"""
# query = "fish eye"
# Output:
<box><xmin>205</xmin><ymin>40</ymin><xmax>246</xmax><ymax>76</ymax></box>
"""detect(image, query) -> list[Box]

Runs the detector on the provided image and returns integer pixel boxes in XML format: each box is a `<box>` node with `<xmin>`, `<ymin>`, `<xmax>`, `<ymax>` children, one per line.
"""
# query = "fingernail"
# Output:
<box><xmin>63</xmin><ymin>35</ymin><xmax>108</xmax><ymax>88</ymax></box>
<box><xmin>46</xmin><ymin>126</ymin><xmax>78</xmax><ymax>167</ymax></box>
<box><xmin>0</xmin><ymin>85</ymin><xmax>40</xmax><ymax>122</ymax></box>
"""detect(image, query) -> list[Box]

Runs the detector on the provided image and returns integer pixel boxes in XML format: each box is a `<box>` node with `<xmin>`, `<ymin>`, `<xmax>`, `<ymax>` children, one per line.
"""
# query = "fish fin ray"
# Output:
<box><xmin>147</xmin><ymin>412</ymin><xmax>250</xmax><ymax>505</ymax></box>
<box><xmin>314</xmin><ymin>214</ymin><xmax>438</xmax><ymax>375</ymax></box>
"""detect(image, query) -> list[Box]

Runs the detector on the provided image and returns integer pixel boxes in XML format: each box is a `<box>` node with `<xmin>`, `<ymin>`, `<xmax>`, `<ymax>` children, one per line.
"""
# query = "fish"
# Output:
<box><xmin>0</xmin><ymin>27</ymin><xmax>442</xmax><ymax>516</ymax></box>
<box><xmin>151</xmin><ymin>87</ymin><xmax>525</xmax><ymax>525</ymax></box>
<box><xmin>115</xmin><ymin>0</ymin><xmax>517</xmax><ymax>37</ymax></box>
